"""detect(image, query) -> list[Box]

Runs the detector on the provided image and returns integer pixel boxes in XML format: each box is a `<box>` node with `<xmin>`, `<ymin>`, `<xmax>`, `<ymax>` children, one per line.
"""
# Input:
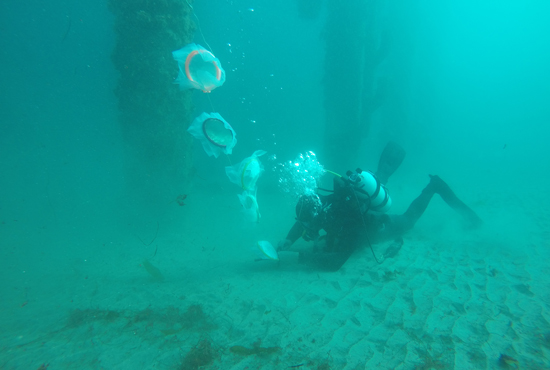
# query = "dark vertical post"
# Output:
<box><xmin>109</xmin><ymin>0</ymin><xmax>195</xmax><ymax>201</ymax></box>
<box><xmin>322</xmin><ymin>0</ymin><xmax>387</xmax><ymax>168</ymax></box>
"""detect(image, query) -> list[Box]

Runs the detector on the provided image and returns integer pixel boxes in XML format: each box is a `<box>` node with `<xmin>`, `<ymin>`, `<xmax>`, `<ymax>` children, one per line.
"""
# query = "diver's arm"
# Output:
<box><xmin>278</xmin><ymin>221</ymin><xmax>304</xmax><ymax>251</ymax></box>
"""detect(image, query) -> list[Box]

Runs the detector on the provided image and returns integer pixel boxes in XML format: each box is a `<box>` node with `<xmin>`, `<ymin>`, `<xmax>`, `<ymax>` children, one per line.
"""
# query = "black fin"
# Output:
<box><xmin>376</xmin><ymin>141</ymin><xmax>406</xmax><ymax>184</ymax></box>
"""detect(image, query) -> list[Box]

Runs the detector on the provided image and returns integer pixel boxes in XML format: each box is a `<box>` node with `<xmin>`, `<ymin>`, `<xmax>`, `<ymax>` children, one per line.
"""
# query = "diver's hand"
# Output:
<box><xmin>277</xmin><ymin>239</ymin><xmax>292</xmax><ymax>252</ymax></box>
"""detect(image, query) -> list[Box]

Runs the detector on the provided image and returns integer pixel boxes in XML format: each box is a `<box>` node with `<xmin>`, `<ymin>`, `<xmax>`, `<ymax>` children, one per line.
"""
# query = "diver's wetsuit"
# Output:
<box><xmin>281</xmin><ymin>174</ymin><xmax>483</xmax><ymax>271</ymax></box>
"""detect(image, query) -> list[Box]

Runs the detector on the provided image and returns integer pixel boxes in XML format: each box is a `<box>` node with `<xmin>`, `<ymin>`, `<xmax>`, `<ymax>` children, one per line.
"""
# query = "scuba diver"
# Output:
<box><xmin>277</xmin><ymin>142</ymin><xmax>483</xmax><ymax>271</ymax></box>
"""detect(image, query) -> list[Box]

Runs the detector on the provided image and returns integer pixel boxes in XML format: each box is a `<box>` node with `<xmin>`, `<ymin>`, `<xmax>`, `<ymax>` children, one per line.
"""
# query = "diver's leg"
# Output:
<box><xmin>394</xmin><ymin>175</ymin><xmax>482</xmax><ymax>233</ymax></box>
<box><xmin>379</xmin><ymin>175</ymin><xmax>482</xmax><ymax>242</ymax></box>
<box><xmin>393</xmin><ymin>180</ymin><xmax>437</xmax><ymax>233</ymax></box>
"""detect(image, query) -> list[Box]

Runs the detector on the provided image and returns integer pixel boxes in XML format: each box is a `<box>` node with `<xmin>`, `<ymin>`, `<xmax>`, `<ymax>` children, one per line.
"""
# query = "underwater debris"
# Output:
<box><xmin>172</xmin><ymin>44</ymin><xmax>226</xmax><ymax>93</ymax></box>
<box><xmin>226</xmin><ymin>150</ymin><xmax>267</xmax><ymax>190</ymax></box>
<box><xmin>142</xmin><ymin>259</ymin><xmax>164</xmax><ymax>281</ymax></box>
<box><xmin>168</xmin><ymin>194</ymin><xmax>187</xmax><ymax>206</ymax></box>
<box><xmin>255</xmin><ymin>240</ymin><xmax>279</xmax><ymax>261</ymax></box>
<box><xmin>188</xmin><ymin>112</ymin><xmax>237</xmax><ymax>158</ymax></box>
<box><xmin>176</xmin><ymin>194</ymin><xmax>187</xmax><ymax>206</ymax></box>
<box><xmin>135</xmin><ymin>221</ymin><xmax>160</xmax><ymax>246</ymax></box>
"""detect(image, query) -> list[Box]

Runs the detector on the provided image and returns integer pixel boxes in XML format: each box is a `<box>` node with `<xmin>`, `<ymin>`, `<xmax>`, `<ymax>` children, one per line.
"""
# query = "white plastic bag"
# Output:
<box><xmin>225</xmin><ymin>150</ymin><xmax>267</xmax><ymax>190</ymax></box>
<box><xmin>188</xmin><ymin>112</ymin><xmax>237</xmax><ymax>158</ymax></box>
<box><xmin>172</xmin><ymin>43</ymin><xmax>225</xmax><ymax>93</ymax></box>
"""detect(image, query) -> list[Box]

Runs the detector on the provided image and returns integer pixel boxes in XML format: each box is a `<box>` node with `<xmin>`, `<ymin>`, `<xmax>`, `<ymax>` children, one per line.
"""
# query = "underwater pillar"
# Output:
<box><xmin>322</xmin><ymin>0</ymin><xmax>385</xmax><ymax>168</ymax></box>
<box><xmin>109</xmin><ymin>0</ymin><xmax>195</xmax><ymax>202</ymax></box>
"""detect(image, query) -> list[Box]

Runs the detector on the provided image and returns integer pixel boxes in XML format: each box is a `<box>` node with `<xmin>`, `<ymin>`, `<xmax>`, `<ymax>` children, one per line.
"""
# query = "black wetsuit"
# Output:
<box><xmin>282</xmin><ymin>175</ymin><xmax>482</xmax><ymax>271</ymax></box>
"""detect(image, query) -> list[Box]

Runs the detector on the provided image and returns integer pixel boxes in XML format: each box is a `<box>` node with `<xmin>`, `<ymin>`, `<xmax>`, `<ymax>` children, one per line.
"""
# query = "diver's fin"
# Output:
<box><xmin>376</xmin><ymin>141</ymin><xmax>406</xmax><ymax>184</ymax></box>
<box><xmin>428</xmin><ymin>175</ymin><xmax>483</xmax><ymax>229</ymax></box>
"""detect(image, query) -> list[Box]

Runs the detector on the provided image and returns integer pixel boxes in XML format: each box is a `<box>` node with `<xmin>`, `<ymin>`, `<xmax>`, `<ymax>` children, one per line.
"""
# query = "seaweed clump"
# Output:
<box><xmin>65</xmin><ymin>304</ymin><xmax>216</xmax><ymax>337</ymax></box>
<box><xmin>179</xmin><ymin>338</ymin><xmax>220</xmax><ymax>370</ymax></box>
<box><xmin>229</xmin><ymin>338</ymin><xmax>281</xmax><ymax>357</ymax></box>
<box><xmin>130</xmin><ymin>304</ymin><xmax>217</xmax><ymax>335</ymax></box>
<box><xmin>66</xmin><ymin>308</ymin><xmax>121</xmax><ymax>328</ymax></box>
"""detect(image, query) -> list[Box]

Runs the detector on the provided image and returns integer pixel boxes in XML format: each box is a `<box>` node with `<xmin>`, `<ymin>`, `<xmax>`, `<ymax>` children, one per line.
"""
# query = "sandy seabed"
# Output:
<box><xmin>1</xmin><ymin>184</ymin><xmax>549</xmax><ymax>370</ymax></box>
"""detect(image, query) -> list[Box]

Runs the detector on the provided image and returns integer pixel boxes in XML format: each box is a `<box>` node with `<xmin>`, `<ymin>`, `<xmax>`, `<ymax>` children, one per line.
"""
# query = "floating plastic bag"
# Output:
<box><xmin>172</xmin><ymin>43</ymin><xmax>226</xmax><ymax>93</ymax></box>
<box><xmin>255</xmin><ymin>241</ymin><xmax>279</xmax><ymax>261</ymax></box>
<box><xmin>225</xmin><ymin>150</ymin><xmax>267</xmax><ymax>190</ymax></box>
<box><xmin>238</xmin><ymin>189</ymin><xmax>261</xmax><ymax>223</ymax></box>
<box><xmin>188</xmin><ymin>112</ymin><xmax>237</xmax><ymax>158</ymax></box>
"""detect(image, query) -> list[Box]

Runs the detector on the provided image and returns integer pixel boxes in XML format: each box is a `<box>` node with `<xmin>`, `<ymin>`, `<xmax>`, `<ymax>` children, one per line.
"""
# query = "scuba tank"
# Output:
<box><xmin>346</xmin><ymin>168</ymin><xmax>392</xmax><ymax>213</ymax></box>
